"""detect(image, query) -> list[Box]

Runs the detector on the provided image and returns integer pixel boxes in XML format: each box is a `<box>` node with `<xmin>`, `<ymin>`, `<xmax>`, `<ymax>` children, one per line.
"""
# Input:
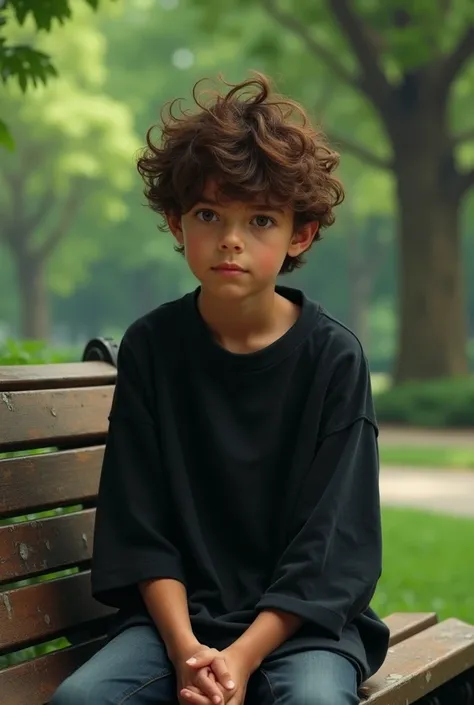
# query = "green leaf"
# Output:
<box><xmin>10</xmin><ymin>0</ymin><xmax>72</xmax><ymax>30</ymax></box>
<box><xmin>0</xmin><ymin>117</ymin><xmax>15</xmax><ymax>150</ymax></box>
<box><xmin>8</xmin><ymin>0</ymin><xmax>114</xmax><ymax>32</ymax></box>
<box><xmin>0</xmin><ymin>44</ymin><xmax>57</xmax><ymax>89</ymax></box>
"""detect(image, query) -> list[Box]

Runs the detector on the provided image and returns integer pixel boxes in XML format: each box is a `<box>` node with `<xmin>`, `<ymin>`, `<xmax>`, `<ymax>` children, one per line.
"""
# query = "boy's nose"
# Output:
<box><xmin>218</xmin><ymin>228</ymin><xmax>244</xmax><ymax>252</ymax></box>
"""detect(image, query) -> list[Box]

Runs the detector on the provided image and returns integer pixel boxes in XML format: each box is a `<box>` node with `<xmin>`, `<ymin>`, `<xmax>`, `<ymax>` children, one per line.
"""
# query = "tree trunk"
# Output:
<box><xmin>393</xmin><ymin>147</ymin><xmax>468</xmax><ymax>382</ymax></box>
<box><xmin>15</xmin><ymin>254</ymin><xmax>50</xmax><ymax>340</ymax></box>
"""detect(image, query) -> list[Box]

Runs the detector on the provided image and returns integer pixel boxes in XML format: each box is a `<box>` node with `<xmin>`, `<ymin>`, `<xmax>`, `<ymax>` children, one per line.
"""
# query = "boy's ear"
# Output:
<box><xmin>166</xmin><ymin>213</ymin><xmax>184</xmax><ymax>244</ymax></box>
<box><xmin>287</xmin><ymin>221</ymin><xmax>319</xmax><ymax>257</ymax></box>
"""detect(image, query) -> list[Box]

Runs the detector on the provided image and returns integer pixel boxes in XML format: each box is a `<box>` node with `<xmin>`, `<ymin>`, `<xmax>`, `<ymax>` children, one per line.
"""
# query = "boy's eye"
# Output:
<box><xmin>252</xmin><ymin>215</ymin><xmax>274</xmax><ymax>228</ymax></box>
<box><xmin>196</xmin><ymin>209</ymin><xmax>217</xmax><ymax>222</ymax></box>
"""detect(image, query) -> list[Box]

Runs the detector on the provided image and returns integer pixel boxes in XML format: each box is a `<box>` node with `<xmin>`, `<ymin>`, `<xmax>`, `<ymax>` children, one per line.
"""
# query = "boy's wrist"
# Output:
<box><xmin>166</xmin><ymin>633</ymin><xmax>202</xmax><ymax>665</ymax></box>
<box><xmin>226</xmin><ymin>639</ymin><xmax>262</xmax><ymax>674</ymax></box>
<box><xmin>226</xmin><ymin>609</ymin><xmax>303</xmax><ymax>674</ymax></box>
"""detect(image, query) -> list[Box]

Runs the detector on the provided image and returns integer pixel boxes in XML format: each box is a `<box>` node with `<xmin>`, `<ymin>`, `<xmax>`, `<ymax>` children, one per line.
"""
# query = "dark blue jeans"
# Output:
<box><xmin>51</xmin><ymin>625</ymin><xmax>359</xmax><ymax>705</ymax></box>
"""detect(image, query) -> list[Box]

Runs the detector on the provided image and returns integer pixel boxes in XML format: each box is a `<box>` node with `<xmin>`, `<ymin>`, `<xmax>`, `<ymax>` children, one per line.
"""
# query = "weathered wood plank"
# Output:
<box><xmin>0</xmin><ymin>509</ymin><xmax>95</xmax><ymax>585</ymax></box>
<box><xmin>0</xmin><ymin>387</ymin><xmax>113</xmax><ymax>451</ymax></box>
<box><xmin>385</xmin><ymin>612</ymin><xmax>439</xmax><ymax>647</ymax></box>
<box><xmin>0</xmin><ymin>446</ymin><xmax>103</xmax><ymax>519</ymax></box>
<box><xmin>0</xmin><ymin>637</ymin><xmax>106</xmax><ymax>705</ymax></box>
<box><xmin>363</xmin><ymin>618</ymin><xmax>474</xmax><ymax>704</ymax></box>
<box><xmin>0</xmin><ymin>571</ymin><xmax>114</xmax><ymax>653</ymax></box>
<box><xmin>0</xmin><ymin>362</ymin><xmax>116</xmax><ymax>392</ymax></box>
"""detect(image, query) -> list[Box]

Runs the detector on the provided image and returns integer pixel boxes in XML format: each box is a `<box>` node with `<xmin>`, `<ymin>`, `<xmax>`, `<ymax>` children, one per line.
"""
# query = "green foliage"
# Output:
<box><xmin>0</xmin><ymin>0</ymin><xmax>471</xmax><ymax>351</ymax></box>
<box><xmin>0</xmin><ymin>2</ymin><xmax>141</xmax><ymax>329</ymax></box>
<box><xmin>0</xmin><ymin>635</ymin><xmax>71</xmax><ymax>669</ymax></box>
<box><xmin>0</xmin><ymin>116</ymin><xmax>13</xmax><ymax>149</ymax></box>
<box><xmin>0</xmin><ymin>0</ymin><xmax>113</xmax><ymax>147</ymax></box>
<box><xmin>375</xmin><ymin>377</ymin><xmax>474</xmax><ymax>428</ymax></box>
<box><xmin>0</xmin><ymin>338</ymin><xmax>78</xmax><ymax>364</ymax></box>
<box><xmin>8</xmin><ymin>0</ymin><xmax>101</xmax><ymax>29</ymax></box>
<box><xmin>0</xmin><ymin>40</ymin><xmax>55</xmax><ymax>91</ymax></box>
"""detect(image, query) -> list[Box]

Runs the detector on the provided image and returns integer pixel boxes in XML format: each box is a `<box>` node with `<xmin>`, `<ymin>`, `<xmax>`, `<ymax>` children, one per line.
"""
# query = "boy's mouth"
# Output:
<box><xmin>212</xmin><ymin>262</ymin><xmax>247</xmax><ymax>274</ymax></box>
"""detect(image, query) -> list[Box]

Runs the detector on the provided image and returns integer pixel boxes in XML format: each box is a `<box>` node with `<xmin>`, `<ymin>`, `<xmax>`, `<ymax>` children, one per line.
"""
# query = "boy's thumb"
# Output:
<box><xmin>186</xmin><ymin>652</ymin><xmax>213</xmax><ymax>668</ymax></box>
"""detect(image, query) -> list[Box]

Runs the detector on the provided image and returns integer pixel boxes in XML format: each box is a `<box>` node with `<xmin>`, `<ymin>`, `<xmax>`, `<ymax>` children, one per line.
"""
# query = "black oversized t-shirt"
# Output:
<box><xmin>91</xmin><ymin>286</ymin><xmax>389</xmax><ymax>681</ymax></box>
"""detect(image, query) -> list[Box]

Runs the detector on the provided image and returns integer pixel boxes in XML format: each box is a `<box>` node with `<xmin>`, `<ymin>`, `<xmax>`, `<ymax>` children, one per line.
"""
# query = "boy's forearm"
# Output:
<box><xmin>230</xmin><ymin>609</ymin><xmax>302</xmax><ymax>672</ymax></box>
<box><xmin>139</xmin><ymin>578</ymin><xmax>200</xmax><ymax>662</ymax></box>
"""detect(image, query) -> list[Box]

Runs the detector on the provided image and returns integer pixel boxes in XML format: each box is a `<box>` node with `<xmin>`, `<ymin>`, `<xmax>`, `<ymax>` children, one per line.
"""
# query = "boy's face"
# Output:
<box><xmin>167</xmin><ymin>181</ymin><xmax>318</xmax><ymax>298</ymax></box>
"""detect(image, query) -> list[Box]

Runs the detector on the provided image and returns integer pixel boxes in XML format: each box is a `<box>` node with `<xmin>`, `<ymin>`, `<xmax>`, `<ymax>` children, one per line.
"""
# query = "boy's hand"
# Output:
<box><xmin>177</xmin><ymin>664</ymin><xmax>224</xmax><ymax>705</ymax></box>
<box><xmin>183</xmin><ymin>645</ymin><xmax>251</xmax><ymax>705</ymax></box>
<box><xmin>170</xmin><ymin>642</ymin><xmax>227</xmax><ymax>705</ymax></box>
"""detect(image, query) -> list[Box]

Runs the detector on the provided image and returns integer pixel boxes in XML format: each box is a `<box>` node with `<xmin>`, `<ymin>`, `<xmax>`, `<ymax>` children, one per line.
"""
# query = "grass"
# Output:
<box><xmin>379</xmin><ymin>445</ymin><xmax>474</xmax><ymax>469</ymax></box>
<box><xmin>373</xmin><ymin>508</ymin><xmax>474</xmax><ymax>625</ymax></box>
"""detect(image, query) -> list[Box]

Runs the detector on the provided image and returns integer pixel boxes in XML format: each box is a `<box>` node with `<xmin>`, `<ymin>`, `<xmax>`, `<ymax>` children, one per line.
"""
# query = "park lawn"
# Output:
<box><xmin>379</xmin><ymin>445</ymin><xmax>474</xmax><ymax>469</ymax></box>
<box><xmin>372</xmin><ymin>508</ymin><xmax>474</xmax><ymax>625</ymax></box>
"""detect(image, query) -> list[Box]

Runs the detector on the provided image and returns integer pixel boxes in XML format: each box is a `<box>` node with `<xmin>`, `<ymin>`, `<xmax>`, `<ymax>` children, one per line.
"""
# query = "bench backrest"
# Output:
<box><xmin>0</xmin><ymin>362</ymin><xmax>117</xmax><ymax>705</ymax></box>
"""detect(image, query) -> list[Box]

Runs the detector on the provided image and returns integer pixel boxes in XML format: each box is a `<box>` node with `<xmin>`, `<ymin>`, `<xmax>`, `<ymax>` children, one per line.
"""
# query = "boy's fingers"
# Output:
<box><xmin>186</xmin><ymin>648</ymin><xmax>219</xmax><ymax>668</ymax></box>
<box><xmin>180</xmin><ymin>686</ymin><xmax>213</xmax><ymax>705</ymax></box>
<box><xmin>211</xmin><ymin>657</ymin><xmax>235</xmax><ymax>691</ymax></box>
<box><xmin>195</xmin><ymin>669</ymin><xmax>224</xmax><ymax>704</ymax></box>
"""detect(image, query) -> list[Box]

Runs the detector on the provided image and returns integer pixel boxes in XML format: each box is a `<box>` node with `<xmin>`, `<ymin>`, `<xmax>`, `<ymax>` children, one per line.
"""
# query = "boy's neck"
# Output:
<box><xmin>197</xmin><ymin>286</ymin><xmax>300</xmax><ymax>354</ymax></box>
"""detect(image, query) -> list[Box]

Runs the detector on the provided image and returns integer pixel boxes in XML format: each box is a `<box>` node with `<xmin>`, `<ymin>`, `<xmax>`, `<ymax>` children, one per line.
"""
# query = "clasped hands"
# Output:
<box><xmin>174</xmin><ymin>643</ymin><xmax>254</xmax><ymax>705</ymax></box>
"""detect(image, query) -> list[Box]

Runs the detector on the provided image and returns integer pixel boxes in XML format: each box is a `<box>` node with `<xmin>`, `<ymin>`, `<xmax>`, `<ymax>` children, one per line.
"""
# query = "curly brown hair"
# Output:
<box><xmin>137</xmin><ymin>73</ymin><xmax>344</xmax><ymax>273</ymax></box>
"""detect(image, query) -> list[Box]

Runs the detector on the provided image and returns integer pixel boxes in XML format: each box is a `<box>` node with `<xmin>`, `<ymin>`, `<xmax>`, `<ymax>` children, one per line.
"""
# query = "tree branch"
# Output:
<box><xmin>261</xmin><ymin>0</ymin><xmax>360</xmax><ymax>90</ymax></box>
<box><xmin>327</xmin><ymin>0</ymin><xmax>394</xmax><ymax>115</ymax></box>
<box><xmin>35</xmin><ymin>183</ymin><xmax>87</xmax><ymax>260</ymax></box>
<box><xmin>1</xmin><ymin>219</ymin><xmax>16</xmax><ymax>251</ymax></box>
<box><xmin>452</xmin><ymin>128</ymin><xmax>474</xmax><ymax>147</ymax></box>
<box><xmin>4</xmin><ymin>170</ymin><xmax>31</xmax><ymax>252</ymax></box>
<box><xmin>328</xmin><ymin>132</ymin><xmax>393</xmax><ymax>170</ymax></box>
<box><xmin>458</xmin><ymin>168</ymin><xmax>474</xmax><ymax>197</ymax></box>
<box><xmin>436</xmin><ymin>26</ymin><xmax>474</xmax><ymax>101</ymax></box>
<box><xmin>25</xmin><ymin>188</ymin><xmax>56</xmax><ymax>233</ymax></box>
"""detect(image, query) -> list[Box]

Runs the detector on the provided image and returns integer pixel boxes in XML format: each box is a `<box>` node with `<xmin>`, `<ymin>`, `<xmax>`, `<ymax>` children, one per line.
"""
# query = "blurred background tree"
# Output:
<box><xmin>193</xmin><ymin>0</ymin><xmax>474</xmax><ymax>382</ymax></box>
<box><xmin>1</xmin><ymin>2</ymin><xmax>138</xmax><ymax>339</ymax></box>
<box><xmin>0</xmin><ymin>0</ymin><xmax>473</xmax><ymax>387</ymax></box>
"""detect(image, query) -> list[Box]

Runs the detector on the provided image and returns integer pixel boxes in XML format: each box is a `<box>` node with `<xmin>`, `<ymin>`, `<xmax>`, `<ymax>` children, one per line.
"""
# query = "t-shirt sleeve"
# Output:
<box><xmin>91</xmin><ymin>326</ymin><xmax>185</xmax><ymax>608</ymax></box>
<box><xmin>256</xmin><ymin>348</ymin><xmax>382</xmax><ymax>639</ymax></box>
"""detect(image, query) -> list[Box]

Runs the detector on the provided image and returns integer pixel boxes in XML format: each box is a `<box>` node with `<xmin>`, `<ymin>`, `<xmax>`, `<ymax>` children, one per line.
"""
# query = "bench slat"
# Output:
<box><xmin>0</xmin><ymin>362</ymin><xmax>116</xmax><ymax>392</ymax></box>
<box><xmin>0</xmin><ymin>387</ymin><xmax>113</xmax><ymax>451</ymax></box>
<box><xmin>385</xmin><ymin>612</ymin><xmax>438</xmax><ymax>647</ymax></box>
<box><xmin>0</xmin><ymin>636</ymin><xmax>106</xmax><ymax>705</ymax></box>
<box><xmin>0</xmin><ymin>446</ymin><xmax>103</xmax><ymax>519</ymax></box>
<box><xmin>0</xmin><ymin>509</ymin><xmax>95</xmax><ymax>585</ymax></box>
<box><xmin>0</xmin><ymin>570</ymin><xmax>114</xmax><ymax>653</ymax></box>
<box><xmin>364</xmin><ymin>618</ymin><xmax>474</xmax><ymax>704</ymax></box>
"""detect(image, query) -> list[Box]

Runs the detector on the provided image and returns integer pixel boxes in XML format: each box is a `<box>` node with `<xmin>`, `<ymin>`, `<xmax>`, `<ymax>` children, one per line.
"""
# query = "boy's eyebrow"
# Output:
<box><xmin>197</xmin><ymin>198</ymin><xmax>285</xmax><ymax>214</ymax></box>
<box><xmin>252</xmin><ymin>203</ymin><xmax>285</xmax><ymax>214</ymax></box>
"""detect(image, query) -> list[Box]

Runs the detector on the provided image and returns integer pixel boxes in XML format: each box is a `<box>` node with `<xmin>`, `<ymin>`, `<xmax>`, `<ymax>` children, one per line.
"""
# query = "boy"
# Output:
<box><xmin>52</xmin><ymin>73</ymin><xmax>389</xmax><ymax>705</ymax></box>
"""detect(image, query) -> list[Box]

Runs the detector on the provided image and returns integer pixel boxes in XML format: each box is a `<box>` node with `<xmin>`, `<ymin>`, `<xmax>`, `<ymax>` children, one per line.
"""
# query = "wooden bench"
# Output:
<box><xmin>1</xmin><ymin>342</ymin><xmax>473</xmax><ymax>704</ymax></box>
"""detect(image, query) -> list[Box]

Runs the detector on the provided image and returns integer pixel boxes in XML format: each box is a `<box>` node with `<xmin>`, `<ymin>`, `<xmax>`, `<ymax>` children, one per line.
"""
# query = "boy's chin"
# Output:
<box><xmin>200</xmin><ymin>278</ymin><xmax>254</xmax><ymax>298</ymax></box>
